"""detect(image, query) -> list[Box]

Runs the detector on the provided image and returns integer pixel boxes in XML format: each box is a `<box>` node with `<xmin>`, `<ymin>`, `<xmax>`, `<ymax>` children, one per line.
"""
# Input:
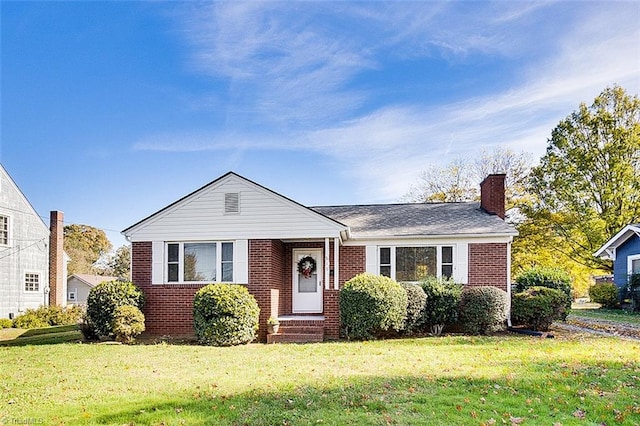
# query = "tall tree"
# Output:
<box><xmin>107</xmin><ymin>245</ymin><xmax>131</xmax><ymax>279</ymax></box>
<box><xmin>402</xmin><ymin>147</ymin><xmax>532</xmax><ymax>209</ymax></box>
<box><xmin>63</xmin><ymin>224</ymin><xmax>113</xmax><ymax>276</ymax></box>
<box><xmin>528</xmin><ymin>85</ymin><xmax>640</xmax><ymax>270</ymax></box>
<box><xmin>403</xmin><ymin>159</ymin><xmax>476</xmax><ymax>202</ymax></box>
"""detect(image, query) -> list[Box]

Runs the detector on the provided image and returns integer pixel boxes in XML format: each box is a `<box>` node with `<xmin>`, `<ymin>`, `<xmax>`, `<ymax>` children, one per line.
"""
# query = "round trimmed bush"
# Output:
<box><xmin>0</xmin><ymin>318</ymin><xmax>13</xmax><ymax>329</ymax></box>
<box><xmin>193</xmin><ymin>284</ymin><xmax>260</xmax><ymax>346</ymax></box>
<box><xmin>511</xmin><ymin>286</ymin><xmax>569</xmax><ymax>331</ymax></box>
<box><xmin>339</xmin><ymin>273</ymin><xmax>407</xmax><ymax>340</ymax></box>
<box><xmin>515</xmin><ymin>266</ymin><xmax>572</xmax><ymax>299</ymax></box>
<box><xmin>112</xmin><ymin>305</ymin><xmax>145</xmax><ymax>344</ymax></box>
<box><xmin>87</xmin><ymin>280</ymin><xmax>144</xmax><ymax>337</ymax></box>
<box><xmin>421</xmin><ymin>276</ymin><xmax>463</xmax><ymax>336</ymax></box>
<box><xmin>459</xmin><ymin>286</ymin><xmax>508</xmax><ymax>335</ymax></box>
<box><xmin>400</xmin><ymin>283</ymin><xmax>427</xmax><ymax>333</ymax></box>
<box><xmin>588</xmin><ymin>282</ymin><xmax>619</xmax><ymax>308</ymax></box>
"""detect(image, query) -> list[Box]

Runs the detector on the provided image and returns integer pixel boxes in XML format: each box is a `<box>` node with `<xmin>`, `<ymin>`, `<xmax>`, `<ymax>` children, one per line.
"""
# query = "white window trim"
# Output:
<box><xmin>628</xmin><ymin>254</ymin><xmax>640</xmax><ymax>275</ymax></box>
<box><xmin>0</xmin><ymin>212</ymin><xmax>11</xmax><ymax>247</ymax></box>
<box><xmin>68</xmin><ymin>288</ymin><xmax>77</xmax><ymax>301</ymax></box>
<box><xmin>165</xmin><ymin>241</ymin><xmax>234</xmax><ymax>284</ymax></box>
<box><xmin>24</xmin><ymin>271</ymin><xmax>42</xmax><ymax>292</ymax></box>
<box><xmin>378</xmin><ymin>245</ymin><xmax>455</xmax><ymax>282</ymax></box>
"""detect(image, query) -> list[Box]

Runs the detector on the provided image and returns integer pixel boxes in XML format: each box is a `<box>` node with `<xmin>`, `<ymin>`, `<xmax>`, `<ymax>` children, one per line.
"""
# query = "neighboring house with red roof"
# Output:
<box><xmin>67</xmin><ymin>273</ymin><xmax>119</xmax><ymax>306</ymax></box>
<box><xmin>123</xmin><ymin>172</ymin><xmax>517</xmax><ymax>342</ymax></box>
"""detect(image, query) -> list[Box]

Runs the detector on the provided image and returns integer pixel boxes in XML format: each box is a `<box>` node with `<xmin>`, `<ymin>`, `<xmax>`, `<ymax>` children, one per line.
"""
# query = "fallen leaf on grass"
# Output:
<box><xmin>573</xmin><ymin>409</ymin><xmax>586</xmax><ymax>419</ymax></box>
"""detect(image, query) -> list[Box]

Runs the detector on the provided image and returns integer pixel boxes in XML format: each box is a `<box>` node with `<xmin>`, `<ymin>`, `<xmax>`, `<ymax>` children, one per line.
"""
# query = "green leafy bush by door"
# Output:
<box><xmin>339</xmin><ymin>273</ymin><xmax>407</xmax><ymax>340</ymax></box>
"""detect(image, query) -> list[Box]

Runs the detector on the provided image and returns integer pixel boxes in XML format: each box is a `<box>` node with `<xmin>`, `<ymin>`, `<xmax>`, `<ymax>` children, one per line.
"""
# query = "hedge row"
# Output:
<box><xmin>340</xmin><ymin>273</ymin><xmax>508</xmax><ymax>339</ymax></box>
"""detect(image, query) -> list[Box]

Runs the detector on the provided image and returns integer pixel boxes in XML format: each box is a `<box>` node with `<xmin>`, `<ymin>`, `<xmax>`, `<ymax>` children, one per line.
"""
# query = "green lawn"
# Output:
<box><xmin>1</xmin><ymin>333</ymin><xmax>639</xmax><ymax>425</ymax></box>
<box><xmin>569</xmin><ymin>308</ymin><xmax>640</xmax><ymax>326</ymax></box>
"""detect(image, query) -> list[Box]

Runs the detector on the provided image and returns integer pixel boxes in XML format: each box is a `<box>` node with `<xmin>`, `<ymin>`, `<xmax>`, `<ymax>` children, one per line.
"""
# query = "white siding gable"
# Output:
<box><xmin>124</xmin><ymin>173</ymin><xmax>346</xmax><ymax>242</ymax></box>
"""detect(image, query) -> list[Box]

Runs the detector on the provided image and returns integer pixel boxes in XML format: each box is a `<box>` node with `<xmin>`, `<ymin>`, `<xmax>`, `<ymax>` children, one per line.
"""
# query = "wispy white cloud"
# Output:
<box><xmin>139</xmin><ymin>1</ymin><xmax>639</xmax><ymax>202</ymax></box>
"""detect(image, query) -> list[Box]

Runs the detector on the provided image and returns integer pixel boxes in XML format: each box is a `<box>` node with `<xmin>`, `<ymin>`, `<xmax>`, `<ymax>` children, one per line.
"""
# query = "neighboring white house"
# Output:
<box><xmin>0</xmin><ymin>164</ymin><xmax>67</xmax><ymax>319</ymax></box>
<box><xmin>67</xmin><ymin>273</ymin><xmax>118</xmax><ymax>306</ymax></box>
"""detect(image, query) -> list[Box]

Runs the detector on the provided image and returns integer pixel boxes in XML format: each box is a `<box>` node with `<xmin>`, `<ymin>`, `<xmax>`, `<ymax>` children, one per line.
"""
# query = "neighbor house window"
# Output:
<box><xmin>68</xmin><ymin>290</ymin><xmax>77</xmax><ymax>301</ymax></box>
<box><xmin>25</xmin><ymin>273</ymin><xmax>40</xmax><ymax>292</ymax></box>
<box><xmin>166</xmin><ymin>242</ymin><xmax>233</xmax><ymax>283</ymax></box>
<box><xmin>0</xmin><ymin>215</ymin><xmax>8</xmax><ymax>245</ymax></box>
<box><xmin>379</xmin><ymin>246</ymin><xmax>454</xmax><ymax>281</ymax></box>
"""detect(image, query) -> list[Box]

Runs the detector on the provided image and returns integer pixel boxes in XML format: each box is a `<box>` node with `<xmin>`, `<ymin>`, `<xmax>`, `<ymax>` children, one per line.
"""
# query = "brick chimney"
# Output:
<box><xmin>49</xmin><ymin>211</ymin><xmax>65</xmax><ymax>306</ymax></box>
<box><xmin>480</xmin><ymin>174</ymin><xmax>506</xmax><ymax>219</ymax></box>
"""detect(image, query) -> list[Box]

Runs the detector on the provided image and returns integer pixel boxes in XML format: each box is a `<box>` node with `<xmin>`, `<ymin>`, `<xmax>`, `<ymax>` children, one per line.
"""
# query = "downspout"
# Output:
<box><xmin>334</xmin><ymin>237</ymin><xmax>340</xmax><ymax>290</ymax></box>
<box><xmin>507</xmin><ymin>239</ymin><xmax>512</xmax><ymax>327</ymax></box>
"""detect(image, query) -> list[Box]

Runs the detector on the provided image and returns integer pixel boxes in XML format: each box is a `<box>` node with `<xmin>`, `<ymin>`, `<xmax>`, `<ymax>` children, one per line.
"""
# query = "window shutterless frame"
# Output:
<box><xmin>165</xmin><ymin>241</ymin><xmax>234</xmax><ymax>284</ymax></box>
<box><xmin>379</xmin><ymin>245</ymin><xmax>454</xmax><ymax>282</ymax></box>
<box><xmin>24</xmin><ymin>272</ymin><xmax>40</xmax><ymax>292</ymax></box>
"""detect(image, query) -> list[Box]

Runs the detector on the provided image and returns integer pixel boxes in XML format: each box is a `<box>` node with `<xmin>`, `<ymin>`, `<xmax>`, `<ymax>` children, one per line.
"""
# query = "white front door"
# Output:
<box><xmin>293</xmin><ymin>249</ymin><xmax>323</xmax><ymax>313</ymax></box>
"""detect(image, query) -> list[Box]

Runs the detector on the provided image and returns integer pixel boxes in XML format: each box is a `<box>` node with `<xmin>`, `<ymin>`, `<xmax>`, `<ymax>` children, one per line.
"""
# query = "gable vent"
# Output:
<box><xmin>225</xmin><ymin>192</ymin><xmax>240</xmax><ymax>214</ymax></box>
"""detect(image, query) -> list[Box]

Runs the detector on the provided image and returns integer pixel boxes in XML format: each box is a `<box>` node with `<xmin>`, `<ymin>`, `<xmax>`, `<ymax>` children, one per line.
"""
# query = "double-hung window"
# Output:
<box><xmin>379</xmin><ymin>246</ymin><xmax>454</xmax><ymax>282</ymax></box>
<box><xmin>0</xmin><ymin>215</ymin><xmax>9</xmax><ymax>245</ymax></box>
<box><xmin>166</xmin><ymin>242</ymin><xmax>233</xmax><ymax>283</ymax></box>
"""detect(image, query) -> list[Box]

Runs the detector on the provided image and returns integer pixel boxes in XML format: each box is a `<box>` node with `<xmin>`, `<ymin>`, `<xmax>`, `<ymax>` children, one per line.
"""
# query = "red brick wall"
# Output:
<box><xmin>48</xmin><ymin>211</ymin><xmax>65</xmax><ymax>307</ymax></box>
<box><xmin>131</xmin><ymin>240</ymin><xmax>367</xmax><ymax>340</ymax></box>
<box><xmin>131</xmin><ymin>241</ymin><xmax>204</xmax><ymax>336</ymax></box>
<box><xmin>468</xmin><ymin>243</ymin><xmax>508</xmax><ymax>291</ymax></box>
<box><xmin>248</xmin><ymin>240</ymin><xmax>284</xmax><ymax>342</ymax></box>
<box><xmin>325</xmin><ymin>245</ymin><xmax>366</xmax><ymax>339</ymax></box>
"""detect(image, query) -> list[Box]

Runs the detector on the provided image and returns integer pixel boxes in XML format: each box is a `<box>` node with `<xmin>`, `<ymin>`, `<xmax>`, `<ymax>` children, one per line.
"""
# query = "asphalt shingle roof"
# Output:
<box><xmin>312</xmin><ymin>202</ymin><xmax>517</xmax><ymax>238</ymax></box>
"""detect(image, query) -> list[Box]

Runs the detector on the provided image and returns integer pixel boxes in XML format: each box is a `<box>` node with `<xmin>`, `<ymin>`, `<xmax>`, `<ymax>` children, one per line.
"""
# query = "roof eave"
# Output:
<box><xmin>594</xmin><ymin>224</ymin><xmax>640</xmax><ymax>258</ymax></box>
<box><xmin>348</xmin><ymin>231</ymin><xmax>518</xmax><ymax>241</ymax></box>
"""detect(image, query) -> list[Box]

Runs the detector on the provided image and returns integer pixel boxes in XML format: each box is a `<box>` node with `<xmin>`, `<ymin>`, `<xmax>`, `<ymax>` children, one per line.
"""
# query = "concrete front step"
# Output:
<box><xmin>278</xmin><ymin>325</ymin><xmax>324</xmax><ymax>334</ymax></box>
<box><xmin>266</xmin><ymin>317</ymin><xmax>325</xmax><ymax>344</ymax></box>
<box><xmin>267</xmin><ymin>332</ymin><xmax>324</xmax><ymax>343</ymax></box>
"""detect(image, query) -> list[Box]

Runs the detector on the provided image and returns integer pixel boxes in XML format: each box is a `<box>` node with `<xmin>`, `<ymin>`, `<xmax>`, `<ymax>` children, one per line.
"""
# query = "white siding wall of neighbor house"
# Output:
<box><xmin>125</xmin><ymin>175</ymin><xmax>346</xmax><ymax>242</ymax></box>
<box><xmin>66</xmin><ymin>277</ymin><xmax>93</xmax><ymax>306</ymax></box>
<box><xmin>0</xmin><ymin>168</ymin><xmax>50</xmax><ymax>319</ymax></box>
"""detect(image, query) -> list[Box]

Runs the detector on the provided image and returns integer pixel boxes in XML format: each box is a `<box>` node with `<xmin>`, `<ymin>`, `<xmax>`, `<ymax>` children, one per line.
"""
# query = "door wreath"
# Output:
<box><xmin>297</xmin><ymin>256</ymin><xmax>317</xmax><ymax>279</ymax></box>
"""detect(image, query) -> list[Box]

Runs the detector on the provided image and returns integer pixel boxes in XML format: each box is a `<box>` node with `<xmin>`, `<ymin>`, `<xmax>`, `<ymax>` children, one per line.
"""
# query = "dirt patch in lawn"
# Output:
<box><xmin>555</xmin><ymin>317</ymin><xmax>640</xmax><ymax>340</ymax></box>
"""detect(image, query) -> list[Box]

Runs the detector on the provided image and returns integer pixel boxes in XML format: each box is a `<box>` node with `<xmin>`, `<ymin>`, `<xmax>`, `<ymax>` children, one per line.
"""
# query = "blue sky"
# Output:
<box><xmin>1</xmin><ymin>1</ymin><xmax>639</xmax><ymax>249</ymax></box>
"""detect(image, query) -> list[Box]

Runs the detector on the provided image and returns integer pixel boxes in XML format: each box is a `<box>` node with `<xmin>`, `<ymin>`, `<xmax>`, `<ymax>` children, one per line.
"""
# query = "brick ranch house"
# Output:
<box><xmin>122</xmin><ymin>172</ymin><xmax>517</xmax><ymax>342</ymax></box>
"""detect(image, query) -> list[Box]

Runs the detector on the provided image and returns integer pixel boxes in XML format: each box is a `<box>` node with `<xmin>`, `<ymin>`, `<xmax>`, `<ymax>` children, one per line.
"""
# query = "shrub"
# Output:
<box><xmin>193</xmin><ymin>284</ymin><xmax>260</xmax><ymax>346</ymax></box>
<box><xmin>420</xmin><ymin>276</ymin><xmax>463</xmax><ymax>336</ymax></box>
<box><xmin>12</xmin><ymin>309</ymin><xmax>48</xmax><ymax>329</ymax></box>
<box><xmin>112</xmin><ymin>305</ymin><xmax>145</xmax><ymax>344</ymax></box>
<box><xmin>630</xmin><ymin>274</ymin><xmax>640</xmax><ymax>312</ymax></box>
<box><xmin>459</xmin><ymin>286</ymin><xmax>508</xmax><ymax>335</ymax></box>
<box><xmin>0</xmin><ymin>318</ymin><xmax>14</xmax><ymax>329</ymax></box>
<box><xmin>340</xmin><ymin>273</ymin><xmax>407</xmax><ymax>340</ymax></box>
<box><xmin>45</xmin><ymin>305</ymin><xmax>84</xmax><ymax>326</ymax></box>
<box><xmin>79</xmin><ymin>314</ymin><xmax>100</xmax><ymax>341</ymax></box>
<box><xmin>400</xmin><ymin>283</ymin><xmax>427</xmax><ymax>333</ymax></box>
<box><xmin>588</xmin><ymin>282</ymin><xmax>619</xmax><ymax>308</ymax></box>
<box><xmin>87</xmin><ymin>280</ymin><xmax>144</xmax><ymax>337</ymax></box>
<box><xmin>515</xmin><ymin>266</ymin><xmax>573</xmax><ymax>317</ymax></box>
<box><xmin>11</xmin><ymin>305</ymin><xmax>83</xmax><ymax>329</ymax></box>
<box><xmin>511</xmin><ymin>286</ymin><xmax>569</xmax><ymax>331</ymax></box>
<box><xmin>515</xmin><ymin>266</ymin><xmax>573</xmax><ymax>299</ymax></box>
